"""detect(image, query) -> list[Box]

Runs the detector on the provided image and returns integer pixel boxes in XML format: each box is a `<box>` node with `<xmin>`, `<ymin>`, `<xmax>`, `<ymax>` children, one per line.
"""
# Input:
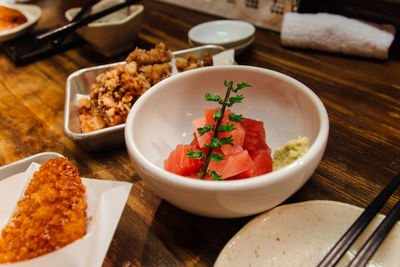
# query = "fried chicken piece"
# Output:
<box><xmin>139</xmin><ymin>63</ymin><xmax>172</xmax><ymax>86</ymax></box>
<box><xmin>0</xmin><ymin>158</ymin><xmax>87</xmax><ymax>263</ymax></box>
<box><xmin>79</xmin><ymin>98</ymin><xmax>107</xmax><ymax>133</ymax></box>
<box><xmin>79</xmin><ymin>43</ymin><xmax>174</xmax><ymax>133</ymax></box>
<box><xmin>202</xmin><ymin>53</ymin><xmax>213</xmax><ymax>67</ymax></box>
<box><xmin>175</xmin><ymin>53</ymin><xmax>213</xmax><ymax>72</ymax></box>
<box><xmin>126</xmin><ymin>42</ymin><xmax>172</xmax><ymax>65</ymax></box>
<box><xmin>79</xmin><ymin>62</ymin><xmax>151</xmax><ymax>132</ymax></box>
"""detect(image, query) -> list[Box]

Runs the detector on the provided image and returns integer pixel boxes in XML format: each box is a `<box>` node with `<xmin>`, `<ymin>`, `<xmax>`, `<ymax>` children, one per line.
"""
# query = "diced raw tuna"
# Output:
<box><xmin>238</xmin><ymin>149</ymin><xmax>273</xmax><ymax>178</ymax></box>
<box><xmin>192</xmin><ymin>117</ymin><xmax>213</xmax><ymax>148</ymax></box>
<box><xmin>203</xmin><ymin>108</ymin><xmax>245</xmax><ymax>155</ymax></box>
<box><xmin>208</xmin><ymin>150</ymin><xmax>252</xmax><ymax>179</ymax></box>
<box><xmin>204</xmin><ymin>108</ymin><xmax>233</xmax><ymax>126</ymax></box>
<box><xmin>164</xmin><ymin>144</ymin><xmax>204</xmax><ymax>176</ymax></box>
<box><xmin>241</xmin><ymin>118</ymin><xmax>271</xmax><ymax>155</ymax></box>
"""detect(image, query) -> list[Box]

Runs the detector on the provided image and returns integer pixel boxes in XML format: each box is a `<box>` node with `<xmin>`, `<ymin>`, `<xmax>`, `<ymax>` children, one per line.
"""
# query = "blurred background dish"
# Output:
<box><xmin>124</xmin><ymin>65</ymin><xmax>329</xmax><ymax>218</ymax></box>
<box><xmin>188</xmin><ymin>20</ymin><xmax>255</xmax><ymax>54</ymax></box>
<box><xmin>65</xmin><ymin>0</ymin><xmax>144</xmax><ymax>57</ymax></box>
<box><xmin>0</xmin><ymin>2</ymin><xmax>41</xmax><ymax>43</ymax></box>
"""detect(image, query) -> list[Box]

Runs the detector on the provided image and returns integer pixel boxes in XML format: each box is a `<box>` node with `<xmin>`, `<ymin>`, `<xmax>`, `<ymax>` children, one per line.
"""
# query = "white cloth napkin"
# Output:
<box><xmin>280</xmin><ymin>12</ymin><xmax>396</xmax><ymax>60</ymax></box>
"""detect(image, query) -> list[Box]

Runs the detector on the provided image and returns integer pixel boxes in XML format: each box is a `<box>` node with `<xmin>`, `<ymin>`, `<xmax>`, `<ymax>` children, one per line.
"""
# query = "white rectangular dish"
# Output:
<box><xmin>0</xmin><ymin>152</ymin><xmax>63</xmax><ymax>180</ymax></box>
<box><xmin>64</xmin><ymin>45</ymin><xmax>227</xmax><ymax>151</ymax></box>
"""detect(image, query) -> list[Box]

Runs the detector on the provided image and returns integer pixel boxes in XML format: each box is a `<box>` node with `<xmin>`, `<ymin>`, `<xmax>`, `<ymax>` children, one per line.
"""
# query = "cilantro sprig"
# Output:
<box><xmin>187</xmin><ymin>80</ymin><xmax>251</xmax><ymax>180</ymax></box>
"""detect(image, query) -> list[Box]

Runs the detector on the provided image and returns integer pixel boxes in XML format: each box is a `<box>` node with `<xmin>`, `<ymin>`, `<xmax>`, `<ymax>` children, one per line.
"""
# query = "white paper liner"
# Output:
<box><xmin>0</xmin><ymin>163</ymin><xmax>132</xmax><ymax>267</ymax></box>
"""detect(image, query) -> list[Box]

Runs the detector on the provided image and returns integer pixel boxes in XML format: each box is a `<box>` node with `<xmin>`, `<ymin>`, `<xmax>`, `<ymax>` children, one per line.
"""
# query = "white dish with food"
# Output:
<box><xmin>64</xmin><ymin>45</ymin><xmax>228</xmax><ymax>151</ymax></box>
<box><xmin>215</xmin><ymin>200</ymin><xmax>400</xmax><ymax>266</ymax></box>
<box><xmin>124</xmin><ymin>65</ymin><xmax>329</xmax><ymax>218</ymax></box>
<box><xmin>0</xmin><ymin>2</ymin><xmax>41</xmax><ymax>43</ymax></box>
<box><xmin>188</xmin><ymin>20</ymin><xmax>255</xmax><ymax>47</ymax></box>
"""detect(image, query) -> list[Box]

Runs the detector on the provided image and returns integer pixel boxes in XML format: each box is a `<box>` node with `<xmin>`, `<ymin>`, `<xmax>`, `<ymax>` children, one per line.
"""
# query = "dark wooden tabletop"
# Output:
<box><xmin>1</xmin><ymin>0</ymin><xmax>400</xmax><ymax>266</ymax></box>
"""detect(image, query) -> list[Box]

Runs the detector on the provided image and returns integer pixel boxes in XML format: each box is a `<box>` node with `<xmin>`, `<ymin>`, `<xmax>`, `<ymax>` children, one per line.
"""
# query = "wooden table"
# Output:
<box><xmin>1</xmin><ymin>0</ymin><xmax>400</xmax><ymax>266</ymax></box>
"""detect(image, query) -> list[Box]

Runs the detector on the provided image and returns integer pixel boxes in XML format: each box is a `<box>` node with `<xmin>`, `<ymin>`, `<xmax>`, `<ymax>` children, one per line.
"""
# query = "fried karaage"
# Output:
<box><xmin>0</xmin><ymin>158</ymin><xmax>87</xmax><ymax>263</ymax></box>
<box><xmin>78</xmin><ymin>43</ymin><xmax>214</xmax><ymax>133</ymax></box>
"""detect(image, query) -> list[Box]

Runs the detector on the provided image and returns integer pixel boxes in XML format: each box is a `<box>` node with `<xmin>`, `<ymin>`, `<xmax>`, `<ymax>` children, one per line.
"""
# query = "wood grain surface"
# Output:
<box><xmin>0</xmin><ymin>0</ymin><xmax>400</xmax><ymax>266</ymax></box>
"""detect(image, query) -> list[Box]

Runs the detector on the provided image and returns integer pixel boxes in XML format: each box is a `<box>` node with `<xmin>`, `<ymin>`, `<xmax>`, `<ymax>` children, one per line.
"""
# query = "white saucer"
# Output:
<box><xmin>189</xmin><ymin>35</ymin><xmax>254</xmax><ymax>55</ymax></box>
<box><xmin>188</xmin><ymin>20</ymin><xmax>255</xmax><ymax>47</ymax></box>
<box><xmin>215</xmin><ymin>200</ymin><xmax>400</xmax><ymax>266</ymax></box>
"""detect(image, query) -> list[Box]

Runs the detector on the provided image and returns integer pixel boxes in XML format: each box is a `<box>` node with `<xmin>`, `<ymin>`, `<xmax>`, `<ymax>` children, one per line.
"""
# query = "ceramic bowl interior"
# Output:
<box><xmin>0</xmin><ymin>3</ymin><xmax>42</xmax><ymax>43</ymax></box>
<box><xmin>188</xmin><ymin>20</ymin><xmax>255</xmax><ymax>46</ymax></box>
<box><xmin>125</xmin><ymin>65</ymin><xmax>329</xmax><ymax>218</ymax></box>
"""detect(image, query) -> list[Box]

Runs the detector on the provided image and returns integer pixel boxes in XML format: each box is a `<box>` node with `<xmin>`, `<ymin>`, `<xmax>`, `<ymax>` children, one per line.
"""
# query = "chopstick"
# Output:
<box><xmin>318</xmin><ymin>171</ymin><xmax>400</xmax><ymax>266</ymax></box>
<box><xmin>51</xmin><ymin>0</ymin><xmax>99</xmax><ymax>47</ymax></box>
<box><xmin>36</xmin><ymin>0</ymin><xmax>139</xmax><ymax>41</ymax></box>
<box><xmin>348</xmin><ymin>198</ymin><xmax>400</xmax><ymax>266</ymax></box>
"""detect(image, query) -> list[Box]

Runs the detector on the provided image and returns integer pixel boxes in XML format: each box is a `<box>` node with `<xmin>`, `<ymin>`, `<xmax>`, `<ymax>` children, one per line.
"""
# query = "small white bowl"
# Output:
<box><xmin>188</xmin><ymin>20</ymin><xmax>255</xmax><ymax>48</ymax></box>
<box><xmin>65</xmin><ymin>0</ymin><xmax>144</xmax><ymax>57</ymax></box>
<box><xmin>0</xmin><ymin>3</ymin><xmax>42</xmax><ymax>43</ymax></box>
<box><xmin>125</xmin><ymin>65</ymin><xmax>329</xmax><ymax>218</ymax></box>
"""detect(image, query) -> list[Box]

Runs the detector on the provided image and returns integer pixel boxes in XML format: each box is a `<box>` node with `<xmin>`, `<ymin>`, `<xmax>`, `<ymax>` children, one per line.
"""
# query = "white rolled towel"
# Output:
<box><xmin>281</xmin><ymin>12</ymin><xmax>396</xmax><ymax>60</ymax></box>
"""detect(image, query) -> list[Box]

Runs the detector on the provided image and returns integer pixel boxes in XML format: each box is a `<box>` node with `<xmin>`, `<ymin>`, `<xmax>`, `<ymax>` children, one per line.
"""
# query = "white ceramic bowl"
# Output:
<box><xmin>188</xmin><ymin>20</ymin><xmax>255</xmax><ymax>49</ymax></box>
<box><xmin>125</xmin><ymin>65</ymin><xmax>329</xmax><ymax>218</ymax></box>
<box><xmin>0</xmin><ymin>3</ymin><xmax>42</xmax><ymax>43</ymax></box>
<box><xmin>65</xmin><ymin>0</ymin><xmax>144</xmax><ymax>57</ymax></box>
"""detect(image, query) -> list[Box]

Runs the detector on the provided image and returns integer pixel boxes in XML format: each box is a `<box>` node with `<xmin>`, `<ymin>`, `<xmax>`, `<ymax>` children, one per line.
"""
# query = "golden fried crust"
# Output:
<box><xmin>125</xmin><ymin>42</ymin><xmax>172</xmax><ymax>65</ymax></box>
<box><xmin>0</xmin><ymin>158</ymin><xmax>87</xmax><ymax>263</ymax></box>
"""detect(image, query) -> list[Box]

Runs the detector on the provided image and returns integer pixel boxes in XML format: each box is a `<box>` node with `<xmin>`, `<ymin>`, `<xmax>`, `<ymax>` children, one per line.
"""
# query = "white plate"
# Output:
<box><xmin>0</xmin><ymin>2</ymin><xmax>42</xmax><ymax>43</ymax></box>
<box><xmin>215</xmin><ymin>200</ymin><xmax>400</xmax><ymax>266</ymax></box>
<box><xmin>188</xmin><ymin>20</ymin><xmax>255</xmax><ymax>47</ymax></box>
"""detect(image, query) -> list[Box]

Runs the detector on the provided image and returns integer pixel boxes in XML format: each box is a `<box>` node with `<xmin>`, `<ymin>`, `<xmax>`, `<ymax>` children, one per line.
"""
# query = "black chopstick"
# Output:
<box><xmin>36</xmin><ymin>0</ymin><xmax>139</xmax><ymax>41</ymax></box>
<box><xmin>317</xmin><ymin>171</ymin><xmax>400</xmax><ymax>266</ymax></box>
<box><xmin>348</xmin><ymin>198</ymin><xmax>400</xmax><ymax>266</ymax></box>
<box><xmin>51</xmin><ymin>0</ymin><xmax>99</xmax><ymax>47</ymax></box>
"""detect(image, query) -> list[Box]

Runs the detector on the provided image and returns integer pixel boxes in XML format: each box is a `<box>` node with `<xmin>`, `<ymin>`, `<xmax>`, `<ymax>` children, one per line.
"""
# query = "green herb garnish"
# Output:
<box><xmin>187</xmin><ymin>80</ymin><xmax>251</xmax><ymax>180</ymax></box>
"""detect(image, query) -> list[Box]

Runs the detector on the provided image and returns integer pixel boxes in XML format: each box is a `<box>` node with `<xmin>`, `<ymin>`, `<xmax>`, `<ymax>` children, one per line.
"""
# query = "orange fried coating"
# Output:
<box><xmin>126</xmin><ymin>42</ymin><xmax>172</xmax><ymax>65</ymax></box>
<box><xmin>0</xmin><ymin>158</ymin><xmax>87</xmax><ymax>263</ymax></box>
<box><xmin>0</xmin><ymin>6</ymin><xmax>27</xmax><ymax>32</ymax></box>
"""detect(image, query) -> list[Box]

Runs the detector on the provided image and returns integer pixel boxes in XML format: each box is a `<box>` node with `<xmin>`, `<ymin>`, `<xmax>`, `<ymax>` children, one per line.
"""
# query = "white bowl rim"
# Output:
<box><xmin>125</xmin><ymin>65</ymin><xmax>329</xmax><ymax>191</ymax></box>
<box><xmin>188</xmin><ymin>20</ymin><xmax>256</xmax><ymax>45</ymax></box>
<box><xmin>65</xmin><ymin>4</ymin><xmax>144</xmax><ymax>27</ymax></box>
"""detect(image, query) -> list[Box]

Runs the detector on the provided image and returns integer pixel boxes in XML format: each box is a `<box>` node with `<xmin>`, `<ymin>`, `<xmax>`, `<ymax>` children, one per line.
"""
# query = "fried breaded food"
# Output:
<box><xmin>139</xmin><ymin>63</ymin><xmax>172</xmax><ymax>86</ymax></box>
<box><xmin>79</xmin><ymin>61</ymin><xmax>151</xmax><ymax>132</ymax></box>
<box><xmin>175</xmin><ymin>53</ymin><xmax>213</xmax><ymax>72</ymax></box>
<box><xmin>79</xmin><ymin>43</ymin><xmax>212</xmax><ymax>133</ymax></box>
<box><xmin>202</xmin><ymin>53</ymin><xmax>213</xmax><ymax>67</ymax></box>
<box><xmin>126</xmin><ymin>42</ymin><xmax>172</xmax><ymax>65</ymax></box>
<box><xmin>79</xmin><ymin>43</ymin><xmax>171</xmax><ymax>133</ymax></box>
<box><xmin>0</xmin><ymin>6</ymin><xmax>27</xmax><ymax>32</ymax></box>
<box><xmin>0</xmin><ymin>158</ymin><xmax>87</xmax><ymax>263</ymax></box>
